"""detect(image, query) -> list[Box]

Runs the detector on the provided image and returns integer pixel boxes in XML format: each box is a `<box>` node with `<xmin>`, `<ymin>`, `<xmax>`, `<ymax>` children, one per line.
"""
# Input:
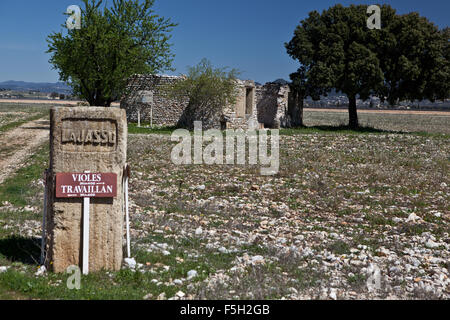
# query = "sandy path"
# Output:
<box><xmin>0</xmin><ymin>118</ymin><xmax>49</xmax><ymax>185</ymax></box>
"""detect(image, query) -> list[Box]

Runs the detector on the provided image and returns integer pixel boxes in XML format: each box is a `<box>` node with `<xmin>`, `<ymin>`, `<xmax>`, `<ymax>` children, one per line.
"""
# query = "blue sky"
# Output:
<box><xmin>0</xmin><ymin>0</ymin><xmax>448</xmax><ymax>83</ymax></box>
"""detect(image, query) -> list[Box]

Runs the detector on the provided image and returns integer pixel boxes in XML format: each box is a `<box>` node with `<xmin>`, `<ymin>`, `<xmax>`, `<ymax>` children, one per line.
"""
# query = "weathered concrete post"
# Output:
<box><xmin>45</xmin><ymin>106</ymin><xmax>127</xmax><ymax>273</ymax></box>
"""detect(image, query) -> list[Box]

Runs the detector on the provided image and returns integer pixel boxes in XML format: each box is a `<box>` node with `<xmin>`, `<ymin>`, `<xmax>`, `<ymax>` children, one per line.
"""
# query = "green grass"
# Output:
<box><xmin>365</xmin><ymin>214</ymin><xmax>395</xmax><ymax>227</ymax></box>
<box><xmin>0</xmin><ymin>143</ymin><xmax>49</xmax><ymax>207</ymax></box>
<box><xmin>128</xmin><ymin>123</ymin><xmax>176</xmax><ymax>135</ymax></box>
<box><xmin>280</xmin><ymin>125</ymin><xmax>450</xmax><ymax>138</ymax></box>
<box><xmin>127</xmin><ymin>121</ymin><xmax>450</xmax><ymax>140</ymax></box>
<box><xmin>0</xmin><ymin>111</ymin><xmax>48</xmax><ymax>135</ymax></box>
<box><xmin>0</xmin><ymin>241</ymin><xmax>239</xmax><ymax>300</ymax></box>
<box><xmin>327</xmin><ymin>240</ymin><xmax>351</xmax><ymax>255</ymax></box>
<box><xmin>0</xmin><ymin>267</ymin><xmax>149</xmax><ymax>300</ymax></box>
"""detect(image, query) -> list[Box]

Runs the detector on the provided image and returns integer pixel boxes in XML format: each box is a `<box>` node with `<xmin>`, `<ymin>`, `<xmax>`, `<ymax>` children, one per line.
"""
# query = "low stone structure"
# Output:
<box><xmin>256</xmin><ymin>83</ymin><xmax>291</xmax><ymax>128</ymax></box>
<box><xmin>121</xmin><ymin>74</ymin><xmax>188</xmax><ymax>126</ymax></box>
<box><xmin>121</xmin><ymin>74</ymin><xmax>301</xmax><ymax>130</ymax></box>
<box><xmin>45</xmin><ymin>107</ymin><xmax>127</xmax><ymax>273</ymax></box>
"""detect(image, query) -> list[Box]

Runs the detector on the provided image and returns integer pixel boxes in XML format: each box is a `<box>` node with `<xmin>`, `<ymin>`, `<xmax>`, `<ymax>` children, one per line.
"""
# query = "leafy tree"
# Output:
<box><xmin>165</xmin><ymin>58</ymin><xmax>240</xmax><ymax>129</ymax></box>
<box><xmin>376</xmin><ymin>13</ymin><xmax>449</xmax><ymax>104</ymax></box>
<box><xmin>286</xmin><ymin>4</ymin><xmax>385</xmax><ymax>129</ymax></box>
<box><xmin>47</xmin><ymin>0</ymin><xmax>176</xmax><ymax>107</ymax></box>
<box><xmin>286</xmin><ymin>4</ymin><xmax>449</xmax><ymax>128</ymax></box>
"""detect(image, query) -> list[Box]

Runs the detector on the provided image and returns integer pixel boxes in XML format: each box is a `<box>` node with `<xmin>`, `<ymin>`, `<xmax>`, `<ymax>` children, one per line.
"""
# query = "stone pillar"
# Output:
<box><xmin>45</xmin><ymin>107</ymin><xmax>127</xmax><ymax>273</ymax></box>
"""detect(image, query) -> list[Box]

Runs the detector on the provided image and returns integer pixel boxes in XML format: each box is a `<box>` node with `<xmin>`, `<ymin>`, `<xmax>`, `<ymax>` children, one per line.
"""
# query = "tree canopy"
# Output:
<box><xmin>376</xmin><ymin>13</ymin><xmax>449</xmax><ymax>105</ymax></box>
<box><xmin>286</xmin><ymin>4</ymin><xmax>449</xmax><ymax>129</ymax></box>
<box><xmin>47</xmin><ymin>0</ymin><xmax>177</xmax><ymax>107</ymax></box>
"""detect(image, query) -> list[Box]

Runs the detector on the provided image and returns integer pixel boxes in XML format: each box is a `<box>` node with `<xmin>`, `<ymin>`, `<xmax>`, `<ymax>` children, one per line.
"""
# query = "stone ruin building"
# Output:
<box><xmin>120</xmin><ymin>74</ymin><xmax>302</xmax><ymax>130</ymax></box>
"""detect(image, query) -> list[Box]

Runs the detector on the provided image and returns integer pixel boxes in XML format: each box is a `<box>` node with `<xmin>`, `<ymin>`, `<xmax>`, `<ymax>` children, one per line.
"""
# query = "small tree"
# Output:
<box><xmin>47</xmin><ymin>0</ymin><xmax>176</xmax><ymax>107</ymax></box>
<box><xmin>166</xmin><ymin>58</ymin><xmax>240</xmax><ymax>129</ymax></box>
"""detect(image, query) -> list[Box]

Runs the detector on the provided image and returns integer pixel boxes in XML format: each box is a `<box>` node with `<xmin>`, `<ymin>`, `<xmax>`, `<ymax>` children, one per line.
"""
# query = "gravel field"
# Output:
<box><xmin>0</xmin><ymin>110</ymin><xmax>448</xmax><ymax>300</ymax></box>
<box><xmin>123</xmin><ymin>130</ymin><xmax>449</xmax><ymax>300</ymax></box>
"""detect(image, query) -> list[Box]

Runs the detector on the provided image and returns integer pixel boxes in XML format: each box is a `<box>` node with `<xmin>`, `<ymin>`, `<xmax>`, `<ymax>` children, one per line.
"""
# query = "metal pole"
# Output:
<box><xmin>82</xmin><ymin>196</ymin><xmax>90</xmax><ymax>275</ymax></box>
<box><xmin>125</xmin><ymin>174</ymin><xmax>130</xmax><ymax>258</ymax></box>
<box><xmin>82</xmin><ymin>170</ymin><xmax>91</xmax><ymax>275</ymax></box>
<box><xmin>150</xmin><ymin>106</ymin><xmax>153</xmax><ymax>129</ymax></box>
<box><xmin>137</xmin><ymin>110</ymin><xmax>141</xmax><ymax>128</ymax></box>
<box><xmin>40</xmin><ymin>170</ymin><xmax>48</xmax><ymax>265</ymax></box>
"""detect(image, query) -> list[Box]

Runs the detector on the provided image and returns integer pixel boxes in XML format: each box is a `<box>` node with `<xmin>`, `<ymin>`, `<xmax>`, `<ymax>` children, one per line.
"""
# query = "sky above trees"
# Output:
<box><xmin>0</xmin><ymin>0</ymin><xmax>448</xmax><ymax>83</ymax></box>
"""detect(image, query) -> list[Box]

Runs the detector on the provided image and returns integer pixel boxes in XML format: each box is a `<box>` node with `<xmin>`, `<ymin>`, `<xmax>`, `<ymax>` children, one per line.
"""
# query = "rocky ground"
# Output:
<box><xmin>0</xmin><ymin>119</ymin><xmax>49</xmax><ymax>184</ymax></box>
<box><xmin>122</xmin><ymin>131</ymin><xmax>449</xmax><ymax>300</ymax></box>
<box><xmin>0</xmin><ymin>108</ymin><xmax>448</xmax><ymax>300</ymax></box>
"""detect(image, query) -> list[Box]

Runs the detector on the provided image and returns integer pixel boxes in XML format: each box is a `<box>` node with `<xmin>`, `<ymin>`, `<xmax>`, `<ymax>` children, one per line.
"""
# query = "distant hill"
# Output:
<box><xmin>272</xmin><ymin>79</ymin><xmax>289</xmax><ymax>85</ymax></box>
<box><xmin>0</xmin><ymin>81</ymin><xmax>71</xmax><ymax>94</ymax></box>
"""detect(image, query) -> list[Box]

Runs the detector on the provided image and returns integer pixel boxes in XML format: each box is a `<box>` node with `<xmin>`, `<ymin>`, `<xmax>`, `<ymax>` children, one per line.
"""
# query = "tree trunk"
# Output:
<box><xmin>296</xmin><ymin>92</ymin><xmax>304</xmax><ymax>127</ymax></box>
<box><xmin>289</xmin><ymin>91</ymin><xmax>304</xmax><ymax>127</ymax></box>
<box><xmin>348</xmin><ymin>94</ymin><xmax>358</xmax><ymax>129</ymax></box>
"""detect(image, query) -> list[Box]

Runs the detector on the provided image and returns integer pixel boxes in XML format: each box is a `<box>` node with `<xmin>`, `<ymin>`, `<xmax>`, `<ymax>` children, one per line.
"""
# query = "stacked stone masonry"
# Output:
<box><xmin>121</xmin><ymin>74</ymin><xmax>301</xmax><ymax>130</ymax></box>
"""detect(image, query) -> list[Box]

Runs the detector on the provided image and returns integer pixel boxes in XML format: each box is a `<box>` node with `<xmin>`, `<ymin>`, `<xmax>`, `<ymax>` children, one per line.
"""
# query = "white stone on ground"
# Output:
<box><xmin>187</xmin><ymin>269</ymin><xmax>198</xmax><ymax>279</ymax></box>
<box><xmin>35</xmin><ymin>266</ymin><xmax>46</xmax><ymax>276</ymax></box>
<box><xmin>124</xmin><ymin>257</ymin><xmax>136</xmax><ymax>269</ymax></box>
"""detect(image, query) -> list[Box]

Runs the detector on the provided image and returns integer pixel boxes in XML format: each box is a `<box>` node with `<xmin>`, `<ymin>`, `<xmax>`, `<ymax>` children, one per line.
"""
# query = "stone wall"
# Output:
<box><xmin>120</xmin><ymin>74</ymin><xmax>188</xmax><ymax>127</ymax></box>
<box><xmin>121</xmin><ymin>75</ymin><xmax>294</xmax><ymax>130</ymax></box>
<box><xmin>222</xmin><ymin>80</ymin><xmax>260</xmax><ymax>130</ymax></box>
<box><xmin>255</xmin><ymin>83</ymin><xmax>291</xmax><ymax>128</ymax></box>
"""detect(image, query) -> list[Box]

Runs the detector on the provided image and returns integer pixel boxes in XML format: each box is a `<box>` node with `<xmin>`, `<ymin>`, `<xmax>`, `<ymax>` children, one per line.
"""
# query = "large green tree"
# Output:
<box><xmin>286</xmin><ymin>4</ymin><xmax>449</xmax><ymax>129</ymax></box>
<box><xmin>375</xmin><ymin>13</ymin><xmax>450</xmax><ymax>105</ymax></box>
<box><xmin>286</xmin><ymin>4</ymin><xmax>384</xmax><ymax>128</ymax></box>
<box><xmin>47</xmin><ymin>0</ymin><xmax>176</xmax><ymax>107</ymax></box>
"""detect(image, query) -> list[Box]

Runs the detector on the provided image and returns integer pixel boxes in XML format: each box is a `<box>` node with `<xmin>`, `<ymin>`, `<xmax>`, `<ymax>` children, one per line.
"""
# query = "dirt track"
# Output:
<box><xmin>0</xmin><ymin>118</ymin><xmax>49</xmax><ymax>185</ymax></box>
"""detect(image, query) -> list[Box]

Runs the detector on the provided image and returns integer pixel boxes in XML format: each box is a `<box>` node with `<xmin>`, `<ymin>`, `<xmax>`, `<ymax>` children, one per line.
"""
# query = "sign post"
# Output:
<box><xmin>83</xmin><ymin>196</ymin><xmax>90</xmax><ymax>275</ymax></box>
<box><xmin>55</xmin><ymin>172</ymin><xmax>118</xmax><ymax>274</ymax></box>
<box><xmin>123</xmin><ymin>165</ymin><xmax>131</xmax><ymax>258</ymax></box>
<box><xmin>40</xmin><ymin>169</ymin><xmax>50</xmax><ymax>265</ymax></box>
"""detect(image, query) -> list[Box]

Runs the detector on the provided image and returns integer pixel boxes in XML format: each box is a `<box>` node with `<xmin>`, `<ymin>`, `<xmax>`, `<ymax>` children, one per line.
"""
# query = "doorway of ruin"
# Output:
<box><xmin>245</xmin><ymin>87</ymin><xmax>254</xmax><ymax>117</ymax></box>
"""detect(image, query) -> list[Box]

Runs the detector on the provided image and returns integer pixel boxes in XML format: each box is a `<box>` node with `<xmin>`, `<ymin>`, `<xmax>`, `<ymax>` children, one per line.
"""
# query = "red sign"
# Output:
<box><xmin>56</xmin><ymin>173</ymin><xmax>117</xmax><ymax>198</ymax></box>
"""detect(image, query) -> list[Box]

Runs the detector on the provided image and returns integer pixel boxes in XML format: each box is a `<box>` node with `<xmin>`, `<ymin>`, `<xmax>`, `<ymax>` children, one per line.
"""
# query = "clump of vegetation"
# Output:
<box><xmin>164</xmin><ymin>58</ymin><xmax>240</xmax><ymax>129</ymax></box>
<box><xmin>47</xmin><ymin>0</ymin><xmax>177</xmax><ymax>107</ymax></box>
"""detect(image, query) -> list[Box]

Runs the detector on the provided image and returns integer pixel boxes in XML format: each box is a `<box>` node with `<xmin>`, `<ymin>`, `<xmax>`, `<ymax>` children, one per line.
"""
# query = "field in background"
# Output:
<box><xmin>0</xmin><ymin>103</ymin><xmax>448</xmax><ymax>300</ymax></box>
<box><xmin>303</xmin><ymin>110</ymin><xmax>450</xmax><ymax>134</ymax></box>
<box><xmin>0</xmin><ymin>103</ymin><xmax>50</xmax><ymax>133</ymax></box>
